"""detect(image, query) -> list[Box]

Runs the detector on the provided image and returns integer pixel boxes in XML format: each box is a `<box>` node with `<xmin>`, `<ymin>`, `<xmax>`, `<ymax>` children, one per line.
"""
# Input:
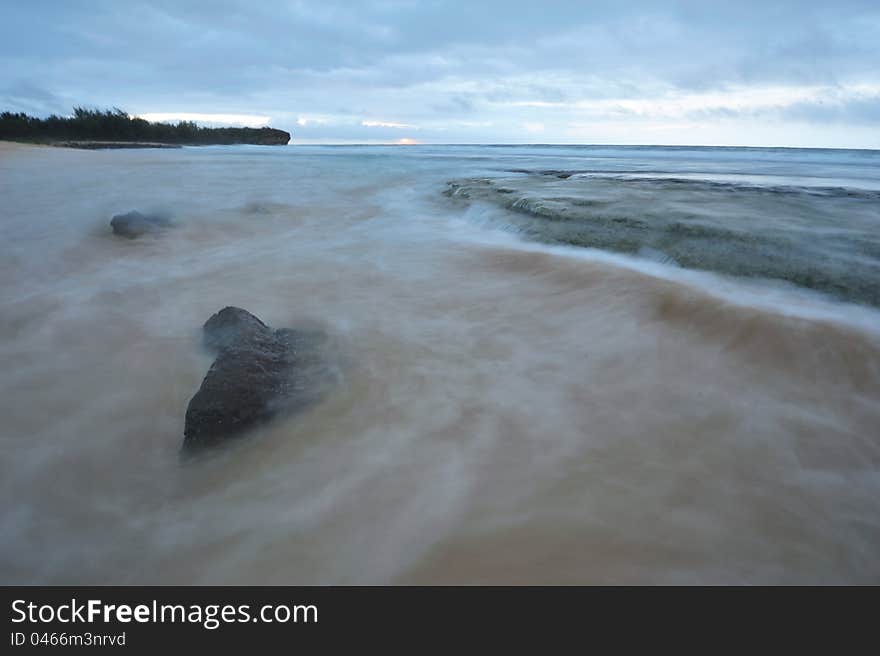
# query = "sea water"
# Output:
<box><xmin>1</xmin><ymin>142</ymin><xmax>878</xmax><ymax>583</ymax></box>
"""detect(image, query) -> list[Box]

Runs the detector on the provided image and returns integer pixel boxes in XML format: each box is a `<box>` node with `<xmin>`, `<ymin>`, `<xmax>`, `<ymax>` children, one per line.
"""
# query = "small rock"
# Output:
<box><xmin>110</xmin><ymin>210</ymin><xmax>171</xmax><ymax>238</ymax></box>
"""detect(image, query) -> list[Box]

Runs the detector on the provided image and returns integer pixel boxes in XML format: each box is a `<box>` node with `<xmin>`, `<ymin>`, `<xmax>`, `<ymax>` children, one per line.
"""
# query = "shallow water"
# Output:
<box><xmin>1</xmin><ymin>142</ymin><xmax>879</xmax><ymax>584</ymax></box>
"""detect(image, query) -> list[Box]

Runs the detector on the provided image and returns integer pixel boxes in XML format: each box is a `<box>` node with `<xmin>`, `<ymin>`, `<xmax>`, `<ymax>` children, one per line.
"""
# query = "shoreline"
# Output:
<box><xmin>52</xmin><ymin>140</ymin><xmax>184</xmax><ymax>150</ymax></box>
<box><xmin>0</xmin><ymin>139</ymin><xmax>289</xmax><ymax>150</ymax></box>
<box><xmin>1</xmin><ymin>139</ymin><xmax>181</xmax><ymax>150</ymax></box>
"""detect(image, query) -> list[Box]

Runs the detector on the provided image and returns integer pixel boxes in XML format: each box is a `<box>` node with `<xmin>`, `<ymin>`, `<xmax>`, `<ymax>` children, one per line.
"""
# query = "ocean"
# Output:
<box><xmin>1</xmin><ymin>141</ymin><xmax>879</xmax><ymax>583</ymax></box>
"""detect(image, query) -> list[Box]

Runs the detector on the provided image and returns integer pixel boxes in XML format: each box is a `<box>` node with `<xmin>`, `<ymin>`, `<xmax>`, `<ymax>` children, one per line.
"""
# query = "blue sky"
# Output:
<box><xmin>2</xmin><ymin>0</ymin><xmax>879</xmax><ymax>147</ymax></box>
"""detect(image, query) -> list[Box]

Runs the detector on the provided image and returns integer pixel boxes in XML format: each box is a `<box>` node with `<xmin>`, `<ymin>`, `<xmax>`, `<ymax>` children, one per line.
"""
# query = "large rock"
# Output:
<box><xmin>183</xmin><ymin>307</ymin><xmax>332</xmax><ymax>450</ymax></box>
<box><xmin>110</xmin><ymin>210</ymin><xmax>172</xmax><ymax>238</ymax></box>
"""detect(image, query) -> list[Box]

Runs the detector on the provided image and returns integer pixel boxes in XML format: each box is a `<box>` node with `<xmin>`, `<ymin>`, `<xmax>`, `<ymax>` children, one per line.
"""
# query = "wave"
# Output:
<box><xmin>471</xmin><ymin>243</ymin><xmax>880</xmax><ymax>394</ymax></box>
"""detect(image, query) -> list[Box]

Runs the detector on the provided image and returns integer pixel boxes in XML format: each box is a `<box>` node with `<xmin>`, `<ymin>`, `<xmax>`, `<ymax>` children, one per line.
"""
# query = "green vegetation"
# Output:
<box><xmin>0</xmin><ymin>107</ymin><xmax>290</xmax><ymax>145</ymax></box>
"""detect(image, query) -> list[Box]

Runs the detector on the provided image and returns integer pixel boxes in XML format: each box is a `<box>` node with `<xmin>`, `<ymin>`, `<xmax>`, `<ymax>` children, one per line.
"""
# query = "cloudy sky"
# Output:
<box><xmin>2</xmin><ymin>0</ymin><xmax>879</xmax><ymax>147</ymax></box>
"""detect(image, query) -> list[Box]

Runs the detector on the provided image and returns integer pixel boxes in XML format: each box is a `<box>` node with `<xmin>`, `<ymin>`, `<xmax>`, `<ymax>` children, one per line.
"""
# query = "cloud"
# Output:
<box><xmin>136</xmin><ymin>112</ymin><xmax>270</xmax><ymax>127</ymax></box>
<box><xmin>1</xmin><ymin>1</ymin><xmax>879</xmax><ymax>145</ymax></box>
<box><xmin>0</xmin><ymin>81</ymin><xmax>68</xmax><ymax>116</ymax></box>
<box><xmin>361</xmin><ymin>120</ymin><xmax>416</xmax><ymax>129</ymax></box>
<box><xmin>780</xmin><ymin>88</ymin><xmax>880</xmax><ymax>124</ymax></box>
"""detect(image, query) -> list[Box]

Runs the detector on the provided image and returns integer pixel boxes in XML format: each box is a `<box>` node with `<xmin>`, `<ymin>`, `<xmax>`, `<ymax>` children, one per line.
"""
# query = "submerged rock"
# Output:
<box><xmin>110</xmin><ymin>210</ymin><xmax>172</xmax><ymax>238</ymax></box>
<box><xmin>183</xmin><ymin>307</ymin><xmax>333</xmax><ymax>450</ymax></box>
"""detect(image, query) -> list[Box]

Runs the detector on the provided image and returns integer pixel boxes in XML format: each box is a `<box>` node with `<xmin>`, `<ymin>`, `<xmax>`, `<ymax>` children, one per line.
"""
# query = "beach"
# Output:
<box><xmin>1</xmin><ymin>142</ymin><xmax>879</xmax><ymax>584</ymax></box>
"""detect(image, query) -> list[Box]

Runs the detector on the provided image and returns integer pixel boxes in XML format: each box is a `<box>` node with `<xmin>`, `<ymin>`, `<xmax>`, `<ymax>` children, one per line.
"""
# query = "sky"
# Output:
<box><xmin>1</xmin><ymin>0</ymin><xmax>879</xmax><ymax>147</ymax></box>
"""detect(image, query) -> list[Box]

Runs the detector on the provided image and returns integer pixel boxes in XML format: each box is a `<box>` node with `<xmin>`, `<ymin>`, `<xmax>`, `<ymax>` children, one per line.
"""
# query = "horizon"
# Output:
<box><xmin>7</xmin><ymin>107</ymin><xmax>880</xmax><ymax>151</ymax></box>
<box><xmin>3</xmin><ymin>105</ymin><xmax>880</xmax><ymax>150</ymax></box>
<box><xmin>2</xmin><ymin>2</ymin><xmax>879</xmax><ymax>149</ymax></box>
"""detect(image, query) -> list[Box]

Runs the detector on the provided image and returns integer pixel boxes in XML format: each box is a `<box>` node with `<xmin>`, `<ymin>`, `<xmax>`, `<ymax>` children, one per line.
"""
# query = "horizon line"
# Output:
<box><xmin>282</xmin><ymin>142</ymin><xmax>880</xmax><ymax>152</ymax></box>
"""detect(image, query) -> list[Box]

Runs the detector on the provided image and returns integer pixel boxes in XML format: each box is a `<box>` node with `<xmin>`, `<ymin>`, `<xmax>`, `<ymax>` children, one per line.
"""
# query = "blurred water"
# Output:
<box><xmin>1</xmin><ymin>142</ymin><xmax>879</xmax><ymax>584</ymax></box>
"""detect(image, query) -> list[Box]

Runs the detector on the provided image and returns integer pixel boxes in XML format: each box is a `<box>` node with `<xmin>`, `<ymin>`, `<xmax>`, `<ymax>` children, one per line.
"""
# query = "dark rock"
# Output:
<box><xmin>183</xmin><ymin>307</ymin><xmax>333</xmax><ymax>450</ymax></box>
<box><xmin>110</xmin><ymin>210</ymin><xmax>172</xmax><ymax>239</ymax></box>
<box><xmin>248</xmin><ymin>128</ymin><xmax>291</xmax><ymax>145</ymax></box>
<box><xmin>203</xmin><ymin>306</ymin><xmax>272</xmax><ymax>351</ymax></box>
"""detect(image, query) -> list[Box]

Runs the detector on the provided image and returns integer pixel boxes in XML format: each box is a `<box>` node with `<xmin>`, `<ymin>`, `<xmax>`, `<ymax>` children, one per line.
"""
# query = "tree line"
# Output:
<box><xmin>0</xmin><ymin>107</ymin><xmax>289</xmax><ymax>145</ymax></box>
